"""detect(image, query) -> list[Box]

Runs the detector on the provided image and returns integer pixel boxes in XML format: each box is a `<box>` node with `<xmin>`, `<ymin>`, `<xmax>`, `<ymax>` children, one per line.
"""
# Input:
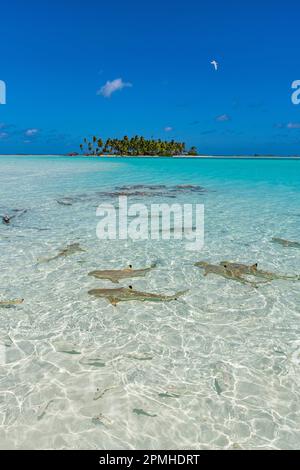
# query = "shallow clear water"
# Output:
<box><xmin>0</xmin><ymin>155</ymin><xmax>300</xmax><ymax>449</ymax></box>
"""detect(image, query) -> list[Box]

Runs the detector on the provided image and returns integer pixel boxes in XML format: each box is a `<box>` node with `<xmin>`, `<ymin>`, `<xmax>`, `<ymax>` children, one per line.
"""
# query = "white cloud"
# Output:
<box><xmin>164</xmin><ymin>126</ymin><xmax>173</xmax><ymax>132</ymax></box>
<box><xmin>25</xmin><ymin>128</ymin><xmax>39</xmax><ymax>136</ymax></box>
<box><xmin>97</xmin><ymin>78</ymin><xmax>132</xmax><ymax>98</ymax></box>
<box><xmin>287</xmin><ymin>122</ymin><xmax>300</xmax><ymax>129</ymax></box>
<box><xmin>215</xmin><ymin>114</ymin><xmax>231</xmax><ymax>122</ymax></box>
<box><xmin>0</xmin><ymin>123</ymin><xmax>14</xmax><ymax>130</ymax></box>
<box><xmin>275</xmin><ymin>122</ymin><xmax>300</xmax><ymax>129</ymax></box>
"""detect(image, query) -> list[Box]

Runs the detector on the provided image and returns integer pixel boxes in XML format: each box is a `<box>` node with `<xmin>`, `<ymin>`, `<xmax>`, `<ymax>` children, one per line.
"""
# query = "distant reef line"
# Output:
<box><xmin>1</xmin><ymin>154</ymin><xmax>300</xmax><ymax>160</ymax></box>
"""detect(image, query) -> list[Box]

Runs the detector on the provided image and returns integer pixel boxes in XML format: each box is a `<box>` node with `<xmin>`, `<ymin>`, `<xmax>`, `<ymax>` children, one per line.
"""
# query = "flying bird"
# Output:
<box><xmin>211</xmin><ymin>60</ymin><xmax>218</xmax><ymax>71</ymax></box>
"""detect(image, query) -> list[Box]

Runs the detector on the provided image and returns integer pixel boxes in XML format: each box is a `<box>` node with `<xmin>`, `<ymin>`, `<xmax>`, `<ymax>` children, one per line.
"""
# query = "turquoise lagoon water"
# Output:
<box><xmin>0</xmin><ymin>155</ymin><xmax>300</xmax><ymax>449</ymax></box>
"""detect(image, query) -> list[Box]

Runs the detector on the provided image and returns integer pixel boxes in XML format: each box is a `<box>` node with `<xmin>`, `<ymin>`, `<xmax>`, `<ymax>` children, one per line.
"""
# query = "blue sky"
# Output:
<box><xmin>0</xmin><ymin>0</ymin><xmax>300</xmax><ymax>155</ymax></box>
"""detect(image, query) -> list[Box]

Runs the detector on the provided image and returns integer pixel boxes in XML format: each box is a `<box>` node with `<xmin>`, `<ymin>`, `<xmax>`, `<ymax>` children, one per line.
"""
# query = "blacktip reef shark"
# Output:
<box><xmin>88</xmin><ymin>285</ymin><xmax>187</xmax><ymax>306</ymax></box>
<box><xmin>132</xmin><ymin>408</ymin><xmax>157</xmax><ymax>418</ymax></box>
<box><xmin>88</xmin><ymin>263</ymin><xmax>157</xmax><ymax>283</ymax></box>
<box><xmin>1</xmin><ymin>209</ymin><xmax>27</xmax><ymax>225</ymax></box>
<box><xmin>56</xmin><ymin>197</ymin><xmax>74</xmax><ymax>206</ymax></box>
<box><xmin>0</xmin><ymin>298</ymin><xmax>24</xmax><ymax>308</ymax></box>
<box><xmin>272</xmin><ymin>237</ymin><xmax>300</xmax><ymax>248</ymax></box>
<box><xmin>220</xmin><ymin>261</ymin><xmax>300</xmax><ymax>281</ymax></box>
<box><xmin>195</xmin><ymin>261</ymin><xmax>261</xmax><ymax>287</ymax></box>
<box><xmin>38</xmin><ymin>243</ymin><xmax>86</xmax><ymax>262</ymax></box>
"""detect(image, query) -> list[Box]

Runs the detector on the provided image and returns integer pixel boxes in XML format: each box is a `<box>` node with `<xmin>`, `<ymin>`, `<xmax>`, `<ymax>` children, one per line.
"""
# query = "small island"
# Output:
<box><xmin>79</xmin><ymin>135</ymin><xmax>197</xmax><ymax>157</ymax></box>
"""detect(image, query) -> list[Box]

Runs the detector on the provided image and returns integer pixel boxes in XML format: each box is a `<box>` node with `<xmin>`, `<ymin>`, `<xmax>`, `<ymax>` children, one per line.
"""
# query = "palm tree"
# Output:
<box><xmin>79</xmin><ymin>135</ymin><xmax>192</xmax><ymax>157</ymax></box>
<box><xmin>188</xmin><ymin>146</ymin><xmax>198</xmax><ymax>156</ymax></box>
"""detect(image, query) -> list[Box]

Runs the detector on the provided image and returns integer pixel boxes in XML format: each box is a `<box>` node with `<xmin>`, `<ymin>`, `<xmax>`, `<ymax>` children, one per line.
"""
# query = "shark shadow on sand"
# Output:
<box><xmin>38</xmin><ymin>243</ymin><xmax>86</xmax><ymax>263</ymax></box>
<box><xmin>272</xmin><ymin>237</ymin><xmax>300</xmax><ymax>248</ymax></box>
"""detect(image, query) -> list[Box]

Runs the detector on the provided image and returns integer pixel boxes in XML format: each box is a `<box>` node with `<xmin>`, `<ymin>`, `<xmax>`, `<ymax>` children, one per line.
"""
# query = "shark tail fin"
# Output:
<box><xmin>195</xmin><ymin>261</ymin><xmax>208</xmax><ymax>268</ymax></box>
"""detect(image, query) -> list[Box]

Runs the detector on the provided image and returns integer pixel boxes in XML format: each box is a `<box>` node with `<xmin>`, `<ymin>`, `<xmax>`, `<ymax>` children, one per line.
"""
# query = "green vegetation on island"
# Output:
<box><xmin>79</xmin><ymin>135</ymin><xmax>197</xmax><ymax>156</ymax></box>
